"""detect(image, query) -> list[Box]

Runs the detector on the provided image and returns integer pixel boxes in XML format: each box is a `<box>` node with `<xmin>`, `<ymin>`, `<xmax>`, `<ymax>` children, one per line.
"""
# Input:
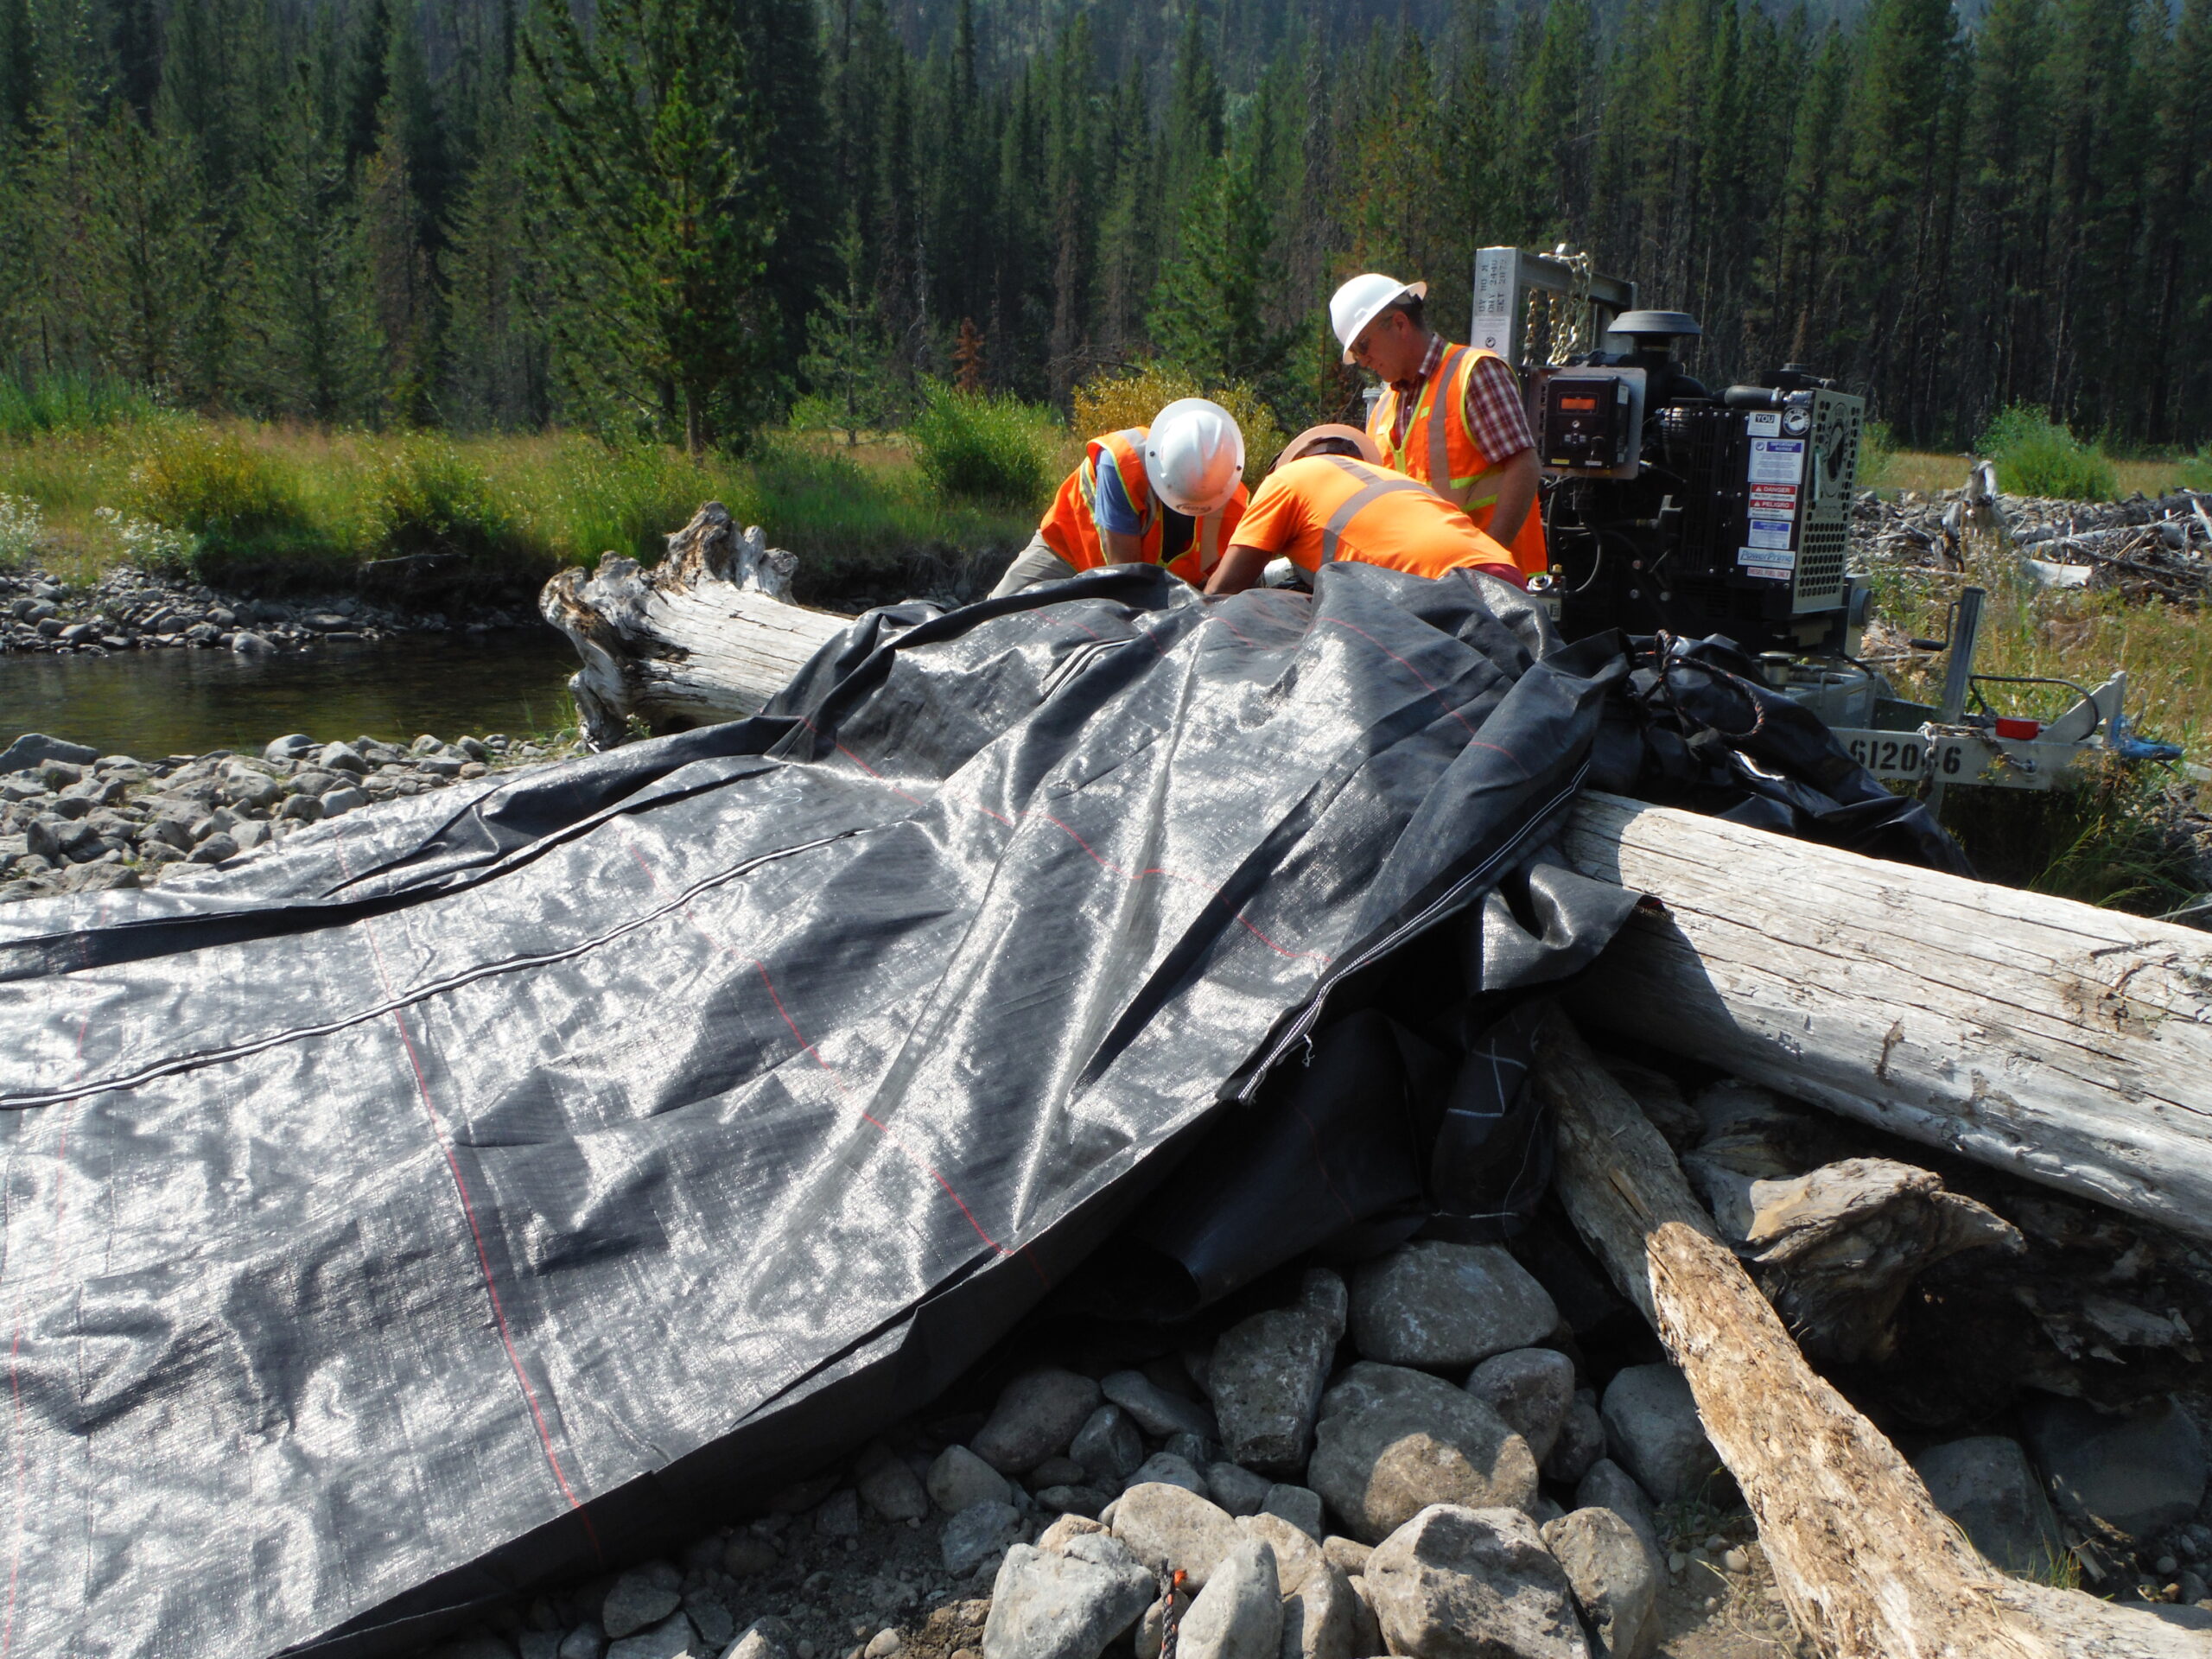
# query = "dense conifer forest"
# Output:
<box><xmin>0</xmin><ymin>0</ymin><xmax>2205</xmax><ymax>451</ymax></box>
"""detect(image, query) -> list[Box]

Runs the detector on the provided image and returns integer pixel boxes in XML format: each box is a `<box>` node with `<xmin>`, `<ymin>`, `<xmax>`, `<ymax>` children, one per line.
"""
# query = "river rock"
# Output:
<box><xmin>1349</xmin><ymin>1243</ymin><xmax>1560</xmax><ymax>1370</ymax></box>
<box><xmin>1109</xmin><ymin>1482</ymin><xmax>1244</xmax><ymax>1588</ymax></box>
<box><xmin>1364</xmin><ymin>1504</ymin><xmax>1588</xmax><ymax>1659</ymax></box>
<box><xmin>1177</xmin><ymin>1537</ymin><xmax>1281</xmax><ymax>1659</ymax></box>
<box><xmin>1243</xmin><ymin>1511</ymin><xmax>1358</xmax><ymax>1659</ymax></box>
<box><xmin>1309</xmin><ymin>1363</ymin><xmax>1539</xmax><ymax>1543</ymax></box>
<box><xmin>320</xmin><ymin>786</ymin><xmax>368</xmax><ymax>817</ymax></box>
<box><xmin>813</xmin><ymin>1488</ymin><xmax>860</xmax><ymax>1537</ymax></box>
<box><xmin>1541</xmin><ymin>1507</ymin><xmax>1660</xmax><ymax>1659</ymax></box>
<box><xmin>1542</xmin><ymin>1391</ymin><xmax>1606</xmax><ymax>1486</ymax></box>
<box><xmin>1035</xmin><ymin>1484</ymin><xmax>1109</xmax><ymax>1518</ymax></box>
<box><xmin>1599</xmin><ymin>1364</ymin><xmax>1719</xmax><ymax>1503</ymax></box>
<box><xmin>603</xmin><ymin>1564</ymin><xmax>683</xmax><ymax>1639</ymax></box>
<box><xmin>857</xmin><ymin>1449</ymin><xmax>930</xmax><ymax>1524</ymax></box>
<box><xmin>943</xmin><ymin>1501</ymin><xmax>1027</xmax><ymax>1577</ymax></box>
<box><xmin>973</xmin><ymin>1370</ymin><xmax>1103</xmax><ymax>1474</ymax></box>
<box><xmin>1465</xmin><ymin>1350</ymin><xmax>1576</xmax><ymax>1465</ymax></box>
<box><xmin>1071</xmin><ymin>1406</ymin><xmax>1146</xmax><ymax>1484</ymax></box>
<box><xmin>2019</xmin><ymin>1394</ymin><xmax>2208</xmax><ymax>1545</ymax></box>
<box><xmin>188</xmin><ymin>832</ymin><xmax>238</xmax><ymax>864</ymax></box>
<box><xmin>1261</xmin><ymin>1484</ymin><xmax>1325</xmax><ymax>1541</ymax></box>
<box><xmin>1128</xmin><ymin>1452</ymin><xmax>1209</xmax><ymax>1497</ymax></box>
<box><xmin>1103</xmin><ymin>1371</ymin><xmax>1218</xmax><ymax>1442</ymax></box>
<box><xmin>0</xmin><ymin>734</ymin><xmax>96</xmax><ymax>772</ymax></box>
<box><xmin>276</xmin><ymin>792</ymin><xmax>323</xmax><ymax>823</ymax></box>
<box><xmin>1911</xmin><ymin>1436</ymin><xmax>2067</xmax><ymax>1576</ymax></box>
<box><xmin>981</xmin><ymin>1536</ymin><xmax>1154</xmax><ymax>1659</ymax></box>
<box><xmin>1205</xmin><ymin>1462</ymin><xmax>1272</xmax><ymax>1517</ymax></box>
<box><xmin>929</xmin><ymin>1446</ymin><xmax>1012</xmax><ymax>1516</ymax></box>
<box><xmin>605</xmin><ymin>1611</ymin><xmax>696</xmax><ymax>1659</ymax></box>
<box><xmin>232</xmin><ymin>631</ymin><xmax>273</xmax><ymax>654</ymax></box>
<box><xmin>1206</xmin><ymin>1271</ymin><xmax>1344</xmax><ymax>1478</ymax></box>
<box><xmin>727</xmin><ymin>1618</ymin><xmax>796</xmax><ymax>1659</ymax></box>
<box><xmin>1572</xmin><ymin>1462</ymin><xmax>1659</xmax><ymax>1557</ymax></box>
<box><xmin>317</xmin><ymin>741</ymin><xmax>367</xmax><ymax>773</ymax></box>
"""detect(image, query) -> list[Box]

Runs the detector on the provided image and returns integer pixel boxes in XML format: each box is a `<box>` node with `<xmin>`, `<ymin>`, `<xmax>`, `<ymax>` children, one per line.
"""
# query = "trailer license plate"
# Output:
<box><xmin>1841</xmin><ymin>733</ymin><xmax>1967</xmax><ymax>779</ymax></box>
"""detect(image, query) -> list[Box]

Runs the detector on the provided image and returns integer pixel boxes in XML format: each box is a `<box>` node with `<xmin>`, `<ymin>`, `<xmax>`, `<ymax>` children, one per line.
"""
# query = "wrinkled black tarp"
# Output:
<box><xmin>0</xmin><ymin>563</ymin><xmax>1632</xmax><ymax>1659</ymax></box>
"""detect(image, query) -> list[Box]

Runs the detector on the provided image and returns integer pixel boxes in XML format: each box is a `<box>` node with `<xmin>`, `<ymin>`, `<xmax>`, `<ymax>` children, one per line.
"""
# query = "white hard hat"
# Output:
<box><xmin>1331</xmin><ymin>273</ymin><xmax>1427</xmax><ymax>364</ymax></box>
<box><xmin>1144</xmin><ymin>398</ymin><xmax>1245</xmax><ymax>516</ymax></box>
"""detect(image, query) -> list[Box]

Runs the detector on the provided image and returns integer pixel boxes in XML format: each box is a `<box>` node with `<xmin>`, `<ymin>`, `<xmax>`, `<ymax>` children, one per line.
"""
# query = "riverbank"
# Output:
<box><xmin>0</xmin><ymin>726</ymin><xmax>586</xmax><ymax>904</ymax></box>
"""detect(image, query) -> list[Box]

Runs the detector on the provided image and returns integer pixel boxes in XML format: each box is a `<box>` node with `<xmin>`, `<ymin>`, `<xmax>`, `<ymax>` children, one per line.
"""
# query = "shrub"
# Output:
<box><xmin>0</xmin><ymin>493</ymin><xmax>42</xmax><ymax>564</ymax></box>
<box><xmin>1857</xmin><ymin>419</ymin><xmax>1897</xmax><ymax>490</ymax></box>
<box><xmin>908</xmin><ymin>382</ymin><xmax>1059</xmax><ymax>506</ymax></box>
<box><xmin>125</xmin><ymin>426</ymin><xmax>340</xmax><ymax>586</ymax></box>
<box><xmin>0</xmin><ymin>372</ymin><xmax>163</xmax><ymax>440</ymax></box>
<box><xmin>2176</xmin><ymin>447</ymin><xmax>2212</xmax><ymax>493</ymax></box>
<box><xmin>91</xmin><ymin>505</ymin><xmax>200</xmax><ymax>575</ymax></box>
<box><xmin>1977</xmin><ymin>404</ymin><xmax>2116</xmax><ymax>501</ymax></box>
<box><xmin>1071</xmin><ymin>363</ymin><xmax>1287</xmax><ymax>487</ymax></box>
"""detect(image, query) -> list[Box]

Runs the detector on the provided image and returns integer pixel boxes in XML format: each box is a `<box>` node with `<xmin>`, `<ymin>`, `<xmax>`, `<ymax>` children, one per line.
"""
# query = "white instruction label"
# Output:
<box><xmin>1745</xmin><ymin>517</ymin><xmax>1795</xmax><ymax>550</ymax></box>
<box><xmin>1738</xmin><ymin>544</ymin><xmax>1795</xmax><ymax>581</ymax></box>
<box><xmin>1745</xmin><ymin>410</ymin><xmax>1782</xmax><ymax>435</ymax></box>
<box><xmin>1748</xmin><ymin>438</ymin><xmax>1805</xmax><ymax>484</ymax></box>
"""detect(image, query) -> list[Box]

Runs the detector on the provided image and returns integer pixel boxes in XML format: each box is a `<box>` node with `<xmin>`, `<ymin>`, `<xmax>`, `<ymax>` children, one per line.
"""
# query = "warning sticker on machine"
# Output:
<box><xmin>1745</xmin><ymin>410</ymin><xmax>1782</xmax><ymax>435</ymax></box>
<box><xmin>1749</xmin><ymin>484</ymin><xmax>1798</xmax><ymax>515</ymax></box>
<box><xmin>1738</xmin><ymin>544</ymin><xmax>1795</xmax><ymax>580</ymax></box>
<box><xmin>1745</xmin><ymin>517</ymin><xmax>1795</xmax><ymax>550</ymax></box>
<box><xmin>1748</xmin><ymin>438</ymin><xmax>1806</xmax><ymax>484</ymax></box>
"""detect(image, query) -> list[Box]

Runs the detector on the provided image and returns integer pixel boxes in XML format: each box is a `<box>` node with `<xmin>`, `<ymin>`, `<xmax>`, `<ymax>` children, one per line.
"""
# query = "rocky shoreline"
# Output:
<box><xmin>0</xmin><ymin>563</ymin><xmax>529</xmax><ymax>656</ymax></box>
<box><xmin>0</xmin><ymin>727</ymin><xmax>581</xmax><ymax>904</ymax></box>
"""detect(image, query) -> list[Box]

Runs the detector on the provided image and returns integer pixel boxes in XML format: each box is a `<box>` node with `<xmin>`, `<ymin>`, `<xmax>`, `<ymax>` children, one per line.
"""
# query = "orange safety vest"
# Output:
<box><xmin>1369</xmin><ymin>342</ymin><xmax>1548</xmax><ymax>576</ymax></box>
<box><xmin>1038</xmin><ymin>428</ymin><xmax>1249</xmax><ymax>586</ymax></box>
<box><xmin>1243</xmin><ymin>455</ymin><xmax>1524</xmax><ymax>584</ymax></box>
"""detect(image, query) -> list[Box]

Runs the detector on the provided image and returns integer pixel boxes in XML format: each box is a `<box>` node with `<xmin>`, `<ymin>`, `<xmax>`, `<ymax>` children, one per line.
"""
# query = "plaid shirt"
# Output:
<box><xmin>1390</xmin><ymin>335</ymin><xmax>1535</xmax><ymax>462</ymax></box>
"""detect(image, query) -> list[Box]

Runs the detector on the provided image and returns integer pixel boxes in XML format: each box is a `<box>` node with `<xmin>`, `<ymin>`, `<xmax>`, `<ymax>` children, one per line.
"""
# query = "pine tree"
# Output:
<box><xmin>1148</xmin><ymin>144</ymin><xmax>1290</xmax><ymax>392</ymax></box>
<box><xmin>798</xmin><ymin>212</ymin><xmax>899</xmax><ymax>442</ymax></box>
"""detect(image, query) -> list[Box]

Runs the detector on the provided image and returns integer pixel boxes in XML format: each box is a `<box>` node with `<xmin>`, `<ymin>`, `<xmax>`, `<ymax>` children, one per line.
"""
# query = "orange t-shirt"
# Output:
<box><xmin>1232</xmin><ymin>455</ymin><xmax>1525</xmax><ymax>584</ymax></box>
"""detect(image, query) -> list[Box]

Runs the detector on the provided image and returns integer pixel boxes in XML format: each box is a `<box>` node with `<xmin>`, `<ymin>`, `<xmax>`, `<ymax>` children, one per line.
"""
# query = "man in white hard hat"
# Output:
<box><xmin>988</xmin><ymin>398</ymin><xmax>1248</xmax><ymax>596</ymax></box>
<box><xmin>1329</xmin><ymin>273</ymin><xmax>1547</xmax><ymax>578</ymax></box>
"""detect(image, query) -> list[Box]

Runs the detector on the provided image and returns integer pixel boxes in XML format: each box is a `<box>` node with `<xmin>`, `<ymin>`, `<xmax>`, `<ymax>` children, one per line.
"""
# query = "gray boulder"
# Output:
<box><xmin>1572</xmin><ymin>1461</ymin><xmax>1660</xmax><ymax>1558</ymax></box>
<box><xmin>973</xmin><ymin>1369</ymin><xmax>1103</xmax><ymax>1474</ymax></box>
<box><xmin>1072</xmin><ymin>1405</ymin><xmax>1146</xmax><ymax>1484</ymax></box>
<box><xmin>1206</xmin><ymin>1272</ymin><xmax>1345</xmax><ymax>1478</ymax></box>
<box><xmin>603</xmin><ymin>1564</ymin><xmax>683</xmax><ymax>1639</ymax></box>
<box><xmin>605</xmin><ymin>1612</ymin><xmax>696</xmax><ymax>1659</ymax></box>
<box><xmin>929</xmin><ymin>1445</ymin><xmax>1012</xmax><ymax>1515</ymax></box>
<box><xmin>1206</xmin><ymin>1462</ymin><xmax>1273</xmax><ymax>1517</ymax></box>
<box><xmin>1348</xmin><ymin>1243</ymin><xmax>1559</xmax><ymax>1370</ymax></box>
<box><xmin>1308</xmin><ymin>1363</ymin><xmax>1539</xmax><ymax>1543</ymax></box>
<box><xmin>942</xmin><ymin>1501</ymin><xmax>1026</xmax><ymax>1576</ymax></box>
<box><xmin>981</xmin><ymin>1536</ymin><xmax>1154</xmax><ymax>1659</ymax></box>
<box><xmin>1243</xmin><ymin>1511</ymin><xmax>1359</xmax><ymax>1659</ymax></box>
<box><xmin>1128</xmin><ymin>1451</ymin><xmax>1210</xmax><ymax>1497</ymax></box>
<box><xmin>1543</xmin><ymin>1391</ymin><xmax>1607</xmax><ymax>1486</ymax></box>
<box><xmin>1109</xmin><ymin>1481</ymin><xmax>1245</xmax><ymax>1589</ymax></box>
<box><xmin>319</xmin><ymin>785</ymin><xmax>368</xmax><ymax>817</ymax></box>
<box><xmin>856</xmin><ymin>1448</ymin><xmax>930</xmax><ymax>1523</ymax></box>
<box><xmin>1035</xmin><ymin>1484</ymin><xmax>1110</xmax><ymax>1518</ymax></box>
<box><xmin>1599</xmin><ymin>1364</ymin><xmax>1719</xmax><ymax>1503</ymax></box>
<box><xmin>2020</xmin><ymin>1395</ymin><xmax>2208</xmax><ymax>1546</ymax></box>
<box><xmin>317</xmin><ymin>741</ymin><xmax>367</xmax><ymax>774</ymax></box>
<box><xmin>724</xmin><ymin>1620</ymin><xmax>795</xmax><ymax>1659</ymax></box>
<box><xmin>813</xmin><ymin>1487</ymin><xmax>860</xmax><ymax>1537</ymax></box>
<box><xmin>0</xmin><ymin>734</ymin><xmax>96</xmax><ymax>772</ymax></box>
<box><xmin>1363</xmin><ymin>1504</ymin><xmax>1589</xmax><ymax>1659</ymax></box>
<box><xmin>1178</xmin><ymin>1538</ymin><xmax>1281</xmax><ymax>1659</ymax></box>
<box><xmin>1262</xmin><ymin>1484</ymin><xmax>1325</xmax><ymax>1541</ymax></box>
<box><xmin>1105</xmin><ymin>1369</ymin><xmax>1219</xmax><ymax>1442</ymax></box>
<box><xmin>1911</xmin><ymin>1437</ymin><xmax>2067</xmax><ymax>1577</ymax></box>
<box><xmin>1465</xmin><ymin>1349</ymin><xmax>1576</xmax><ymax>1465</ymax></box>
<box><xmin>556</xmin><ymin>1625</ymin><xmax>607</xmax><ymax>1659</ymax></box>
<box><xmin>1541</xmin><ymin>1507</ymin><xmax>1661</xmax><ymax>1659</ymax></box>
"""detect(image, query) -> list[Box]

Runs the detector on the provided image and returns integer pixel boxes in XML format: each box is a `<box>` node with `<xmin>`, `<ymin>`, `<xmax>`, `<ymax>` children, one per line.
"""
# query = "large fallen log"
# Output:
<box><xmin>1532</xmin><ymin>1010</ymin><xmax>2207</xmax><ymax>1659</ymax></box>
<box><xmin>537</xmin><ymin>534</ymin><xmax>2212</xmax><ymax>1241</ymax></box>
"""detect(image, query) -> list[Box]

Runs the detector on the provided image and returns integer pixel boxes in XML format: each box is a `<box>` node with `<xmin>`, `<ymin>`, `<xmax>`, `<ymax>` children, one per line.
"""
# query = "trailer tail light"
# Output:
<box><xmin>1994</xmin><ymin>716</ymin><xmax>2042</xmax><ymax>741</ymax></box>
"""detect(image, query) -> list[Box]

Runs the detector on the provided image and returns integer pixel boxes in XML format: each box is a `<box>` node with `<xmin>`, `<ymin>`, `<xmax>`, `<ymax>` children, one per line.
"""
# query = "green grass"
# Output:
<box><xmin>1978</xmin><ymin>405</ymin><xmax>2119</xmax><ymax>501</ymax></box>
<box><xmin>907</xmin><ymin>382</ymin><xmax>1062</xmax><ymax>509</ymax></box>
<box><xmin>0</xmin><ymin>372</ymin><xmax>170</xmax><ymax>440</ymax></box>
<box><xmin>1876</xmin><ymin>449</ymin><xmax>2185</xmax><ymax>499</ymax></box>
<box><xmin>0</xmin><ymin>418</ymin><xmax>1037</xmax><ymax>599</ymax></box>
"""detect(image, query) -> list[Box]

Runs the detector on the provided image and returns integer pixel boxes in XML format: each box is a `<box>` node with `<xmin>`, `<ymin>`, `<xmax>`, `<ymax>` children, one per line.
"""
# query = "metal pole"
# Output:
<box><xmin>1928</xmin><ymin>585</ymin><xmax>1984</xmax><ymax>815</ymax></box>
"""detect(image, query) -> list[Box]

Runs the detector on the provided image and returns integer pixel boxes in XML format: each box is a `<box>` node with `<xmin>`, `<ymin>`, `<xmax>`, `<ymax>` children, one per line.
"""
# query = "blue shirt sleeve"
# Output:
<box><xmin>1091</xmin><ymin>454</ymin><xmax>1145</xmax><ymax>536</ymax></box>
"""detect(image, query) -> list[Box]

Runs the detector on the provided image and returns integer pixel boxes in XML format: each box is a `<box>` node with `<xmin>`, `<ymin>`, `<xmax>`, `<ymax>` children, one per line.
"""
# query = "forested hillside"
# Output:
<box><xmin>0</xmin><ymin>0</ymin><xmax>2205</xmax><ymax>451</ymax></box>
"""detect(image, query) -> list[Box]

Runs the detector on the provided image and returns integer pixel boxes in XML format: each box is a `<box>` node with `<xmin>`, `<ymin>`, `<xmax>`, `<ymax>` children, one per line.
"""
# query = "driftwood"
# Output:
<box><xmin>539</xmin><ymin>502</ymin><xmax>845</xmax><ymax>749</ymax></box>
<box><xmin>1561</xmin><ymin>791</ymin><xmax>2212</xmax><ymax>1243</ymax></box>
<box><xmin>1532</xmin><ymin>1009</ymin><xmax>2208</xmax><ymax>1659</ymax></box>
<box><xmin>537</xmin><ymin>537</ymin><xmax>2212</xmax><ymax>1241</ymax></box>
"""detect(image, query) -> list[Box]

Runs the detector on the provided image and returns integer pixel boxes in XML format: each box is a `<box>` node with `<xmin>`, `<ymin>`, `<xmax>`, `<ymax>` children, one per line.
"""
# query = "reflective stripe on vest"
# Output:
<box><xmin>1378</xmin><ymin>346</ymin><xmax>1506</xmax><ymax>499</ymax></box>
<box><xmin>1318</xmin><ymin>457</ymin><xmax>1446</xmax><ymax>563</ymax></box>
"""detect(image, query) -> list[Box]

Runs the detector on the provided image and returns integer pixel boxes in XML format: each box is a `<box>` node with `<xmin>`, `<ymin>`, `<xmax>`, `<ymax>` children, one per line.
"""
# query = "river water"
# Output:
<box><xmin>0</xmin><ymin>628</ymin><xmax>582</xmax><ymax>758</ymax></box>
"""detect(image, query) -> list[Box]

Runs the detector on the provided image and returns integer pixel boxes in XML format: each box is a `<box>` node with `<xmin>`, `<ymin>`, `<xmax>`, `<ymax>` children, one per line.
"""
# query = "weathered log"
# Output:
<box><xmin>1560</xmin><ymin>791</ymin><xmax>2212</xmax><ymax>1243</ymax></box>
<box><xmin>536</xmin><ymin>547</ymin><xmax>2212</xmax><ymax>1240</ymax></box>
<box><xmin>538</xmin><ymin>502</ymin><xmax>846</xmax><ymax>749</ymax></box>
<box><xmin>1532</xmin><ymin>1009</ymin><xmax>2208</xmax><ymax>1659</ymax></box>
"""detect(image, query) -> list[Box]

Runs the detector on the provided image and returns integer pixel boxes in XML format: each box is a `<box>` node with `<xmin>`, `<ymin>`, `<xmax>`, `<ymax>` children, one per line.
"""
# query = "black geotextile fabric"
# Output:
<box><xmin>0</xmin><ymin>563</ymin><xmax>1635</xmax><ymax>1659</ymax></box>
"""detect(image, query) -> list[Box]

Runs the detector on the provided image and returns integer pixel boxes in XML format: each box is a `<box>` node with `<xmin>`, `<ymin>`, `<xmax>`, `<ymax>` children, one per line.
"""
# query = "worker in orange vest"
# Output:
<box><xmin>1202</xmin><ymin>425</ymin><xmax>1524</xmax><ymax>595</ymax></box>
<box><xmin>989</xmin><ymin>398</ymin><xmax>1248</xmax><ymax>596</ymax></box>
<box><xmin>1329</xmin><ymin>273</ymin><xmax>1548</xmax><ymax>577</ymax></box>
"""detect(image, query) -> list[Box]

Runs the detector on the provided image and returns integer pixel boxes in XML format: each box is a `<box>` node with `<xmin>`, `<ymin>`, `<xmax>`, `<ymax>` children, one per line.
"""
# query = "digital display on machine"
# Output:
<box><xmin>1559</xmin><ymin>397</ymin><xmax>1598</xmax><ymax>411</ymax></box>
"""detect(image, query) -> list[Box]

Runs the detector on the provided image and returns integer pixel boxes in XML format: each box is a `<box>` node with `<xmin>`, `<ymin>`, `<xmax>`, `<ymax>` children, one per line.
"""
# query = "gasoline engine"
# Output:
<box><xmin>1463</xmin><ymin>245</ymin><xmax>2175</xmax><ymax>793</ymax></box>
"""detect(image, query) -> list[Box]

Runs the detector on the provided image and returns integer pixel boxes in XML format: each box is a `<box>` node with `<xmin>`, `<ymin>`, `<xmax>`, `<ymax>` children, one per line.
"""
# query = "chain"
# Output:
<box><xmin>1521</xmin><ymin>244</ymin><xmax>1595</xmax><ymax>365</ymax></box>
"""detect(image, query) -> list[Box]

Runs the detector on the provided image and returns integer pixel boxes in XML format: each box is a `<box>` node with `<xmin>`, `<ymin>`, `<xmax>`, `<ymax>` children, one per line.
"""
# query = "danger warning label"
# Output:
<box><xmin>1749</xmin><ymin>483</ymin><xmax>1798</xmax><ymax>516</ymax></box>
